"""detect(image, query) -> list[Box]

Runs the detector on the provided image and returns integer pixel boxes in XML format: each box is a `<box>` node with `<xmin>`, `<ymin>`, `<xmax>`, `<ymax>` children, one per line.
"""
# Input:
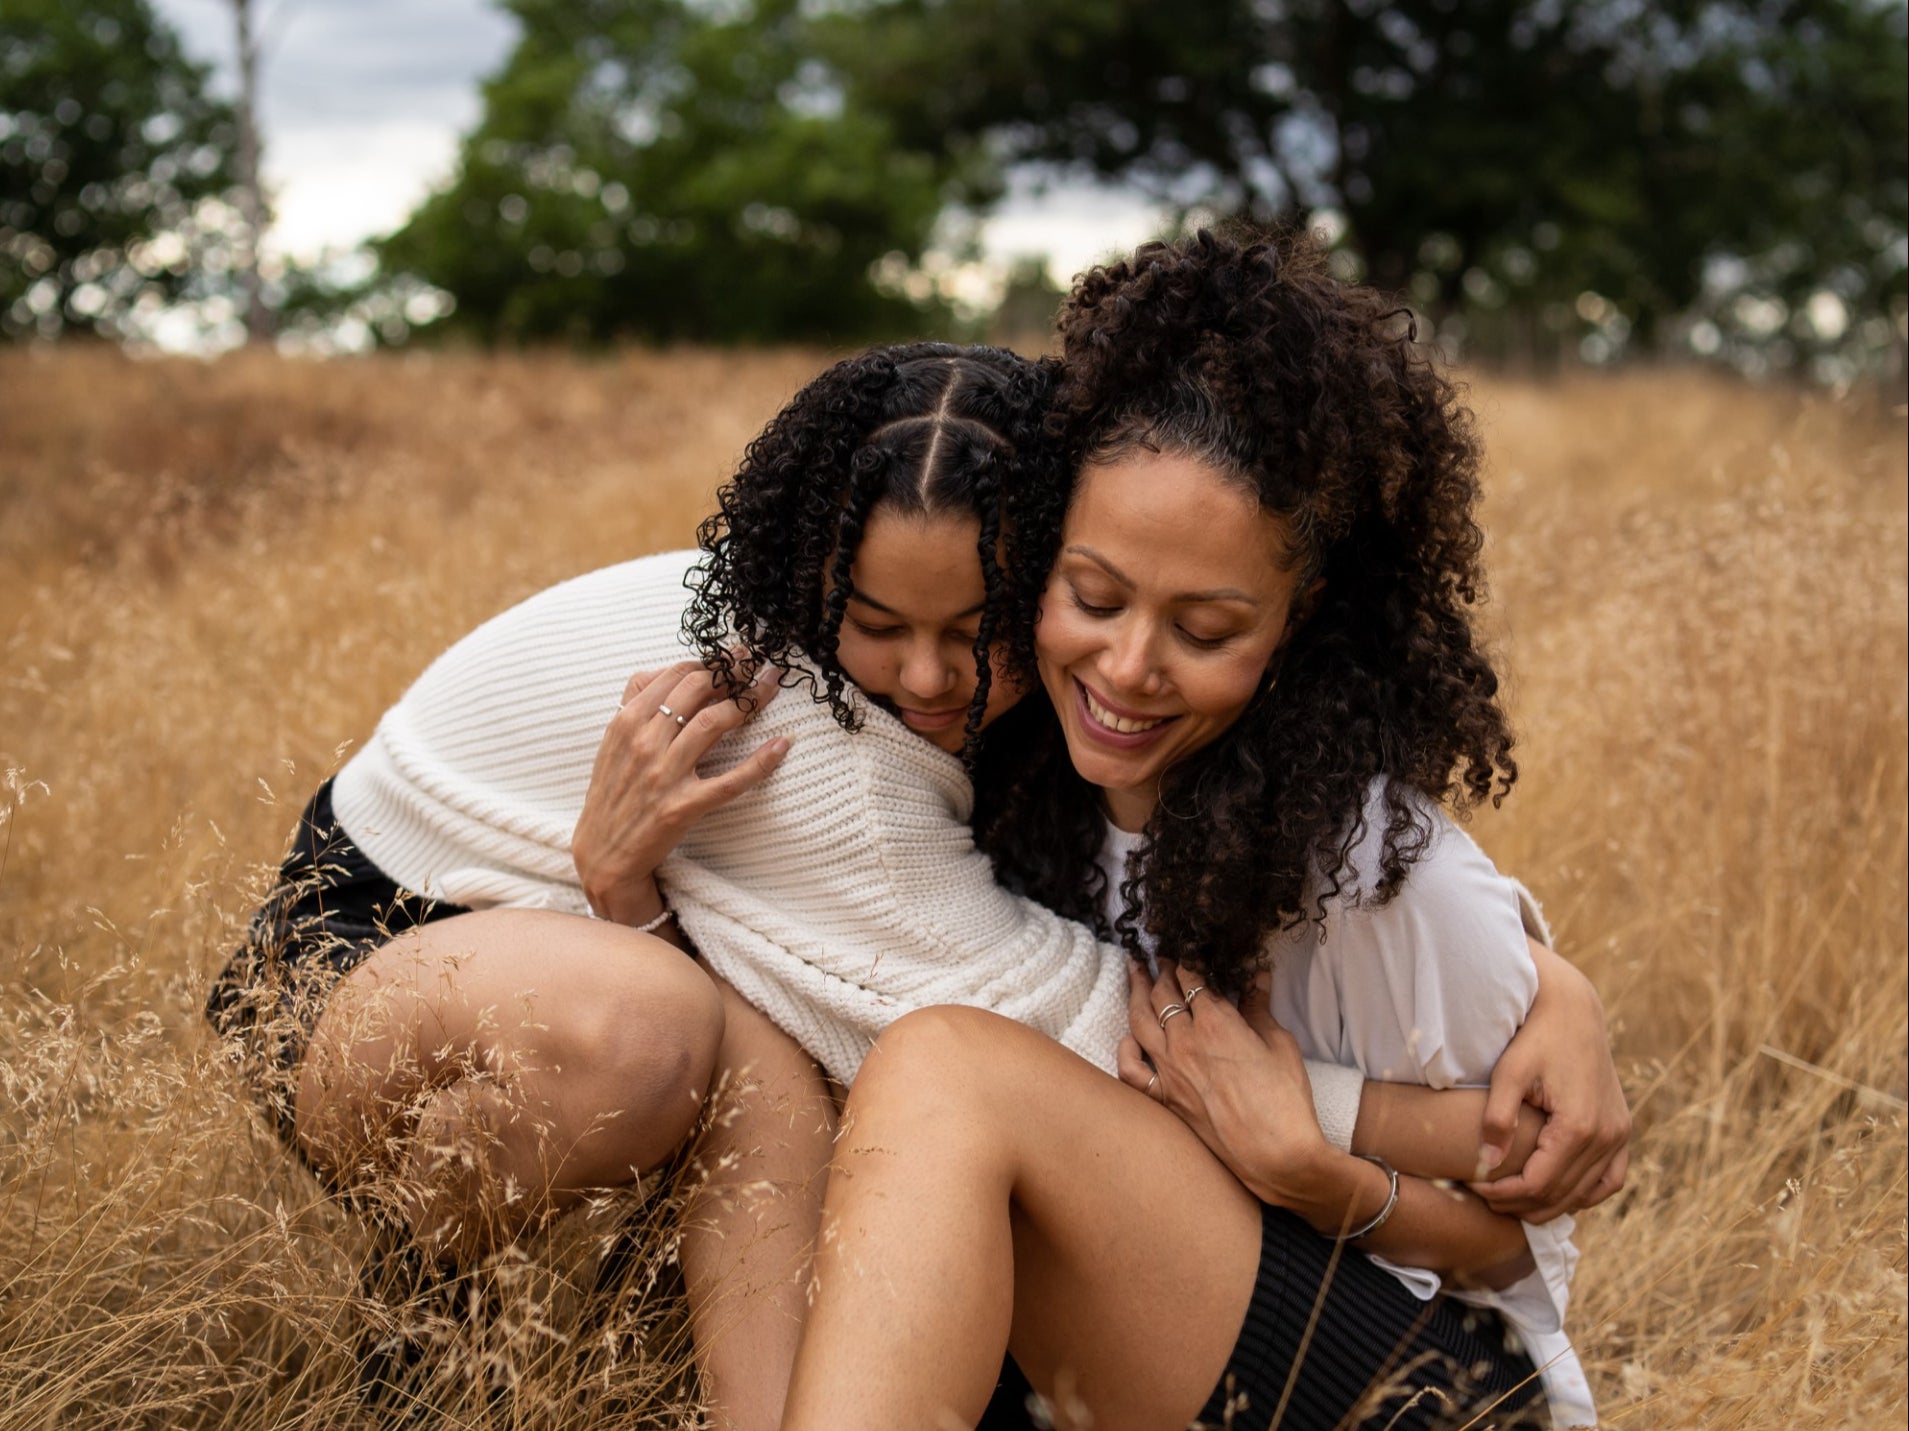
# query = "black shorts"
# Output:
<box><xmin>981</xmin><ymin>1204</ymin><xmax>1546</xmax><ymax>1431</ymax></box>
<box><xmin>204</xmin><ymin>779</ymin><xmax>470</xmax><ymax>1149</ymax></box>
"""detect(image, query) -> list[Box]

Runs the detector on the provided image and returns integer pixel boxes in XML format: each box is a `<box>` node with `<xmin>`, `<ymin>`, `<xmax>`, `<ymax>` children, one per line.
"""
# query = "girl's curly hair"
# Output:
<box><xmin>974</xmin><ymin>229</ymin><xmax>1517</xmax><ymax>998</ymax></box>
<box><xmin>684</xmin><ymin>341</ymin><xmax>1062</xmax><ymax>758</ymax></box>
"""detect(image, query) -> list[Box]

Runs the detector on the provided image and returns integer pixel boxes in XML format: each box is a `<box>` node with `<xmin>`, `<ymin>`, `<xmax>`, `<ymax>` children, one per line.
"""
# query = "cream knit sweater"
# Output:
<box><xmin>328</xmin><ymin>550</ymin><xmax>1364</xmax><ymax>1145</ymax></box>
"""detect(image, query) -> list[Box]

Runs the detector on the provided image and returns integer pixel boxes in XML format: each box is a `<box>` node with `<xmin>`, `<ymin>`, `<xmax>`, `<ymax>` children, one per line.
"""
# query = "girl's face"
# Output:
<box><xmin>1035</xmin><ymin>449</ymin><xmax>1314</xmax><ymax>831</ymax></box>
<box><xmin>834</xmin><ymin>505</ymin><xmax>1024</xmax><ymax>754</ymax></box>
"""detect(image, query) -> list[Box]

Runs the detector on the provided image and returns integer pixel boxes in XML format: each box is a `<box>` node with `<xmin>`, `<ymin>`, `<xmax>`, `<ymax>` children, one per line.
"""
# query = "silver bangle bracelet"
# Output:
<box><xmin>1333</xmin><ymin>1154</ymin><xmax>1400</xmax><ymax>1243</ymax></box>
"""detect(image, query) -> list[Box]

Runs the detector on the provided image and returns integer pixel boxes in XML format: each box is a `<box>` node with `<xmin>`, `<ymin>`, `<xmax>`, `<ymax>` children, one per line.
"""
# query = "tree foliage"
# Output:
<box><xmin>0</xmin><ymin>0</ymin><xmax>237</xmax><ymax>340</ymax></box>
<box><xmin>834</xmin><ymin>0</ymin><xmax>1908</xmax><ymax>365</ymax></box>
<box><xmin>379</xmin><ymin>0</ymin><xmax>958</xmax><ymax>345</ymax></box>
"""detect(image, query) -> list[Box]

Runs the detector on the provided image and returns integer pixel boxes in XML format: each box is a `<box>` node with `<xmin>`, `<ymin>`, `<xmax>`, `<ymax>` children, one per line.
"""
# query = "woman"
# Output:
<box><xmin>780</xmin><ymin>233</ymin><xmax>1605</xmax><ymax>1429</ymax></box>
<box><xmin>207</xmin><ymin>342</ymin><xmax>1617</xmax><ymax>1428</ymax></box>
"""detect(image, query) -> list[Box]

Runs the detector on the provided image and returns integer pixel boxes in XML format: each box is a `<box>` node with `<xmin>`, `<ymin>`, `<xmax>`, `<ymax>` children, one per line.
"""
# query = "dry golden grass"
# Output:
<box><xmin>1</xmin><ymin>346</ymin><xmax>1903</xmax><ymax>1428</ymax></box>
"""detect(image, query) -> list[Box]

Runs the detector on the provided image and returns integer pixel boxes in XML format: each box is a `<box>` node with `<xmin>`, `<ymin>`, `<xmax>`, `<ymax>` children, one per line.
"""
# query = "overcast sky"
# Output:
<box><xmin>151</xmin><ymin>0</ymin><xmax>516</xmax><ymax>258</ymax></box>
<box><xmin>148</xmin><ymin>0</ymin><xmax>1162</xmax><ymax>283</ymax></box>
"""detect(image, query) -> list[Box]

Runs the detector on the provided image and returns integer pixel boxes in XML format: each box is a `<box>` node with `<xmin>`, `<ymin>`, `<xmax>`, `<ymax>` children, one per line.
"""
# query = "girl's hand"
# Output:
<box><xmin>1472</xmin><ymin>940</ymin><xmax>1631</xmax><ymax>1221</ymax></box>
<box><xmin>572</xmin><ymin>660</ymin><xmax>790</xmax><ymax>926</ymax></box>
<box><xmin>1115</xmin><ymin>961</ymin><xmax>1336</xmax><ymax>1209</ymax></box>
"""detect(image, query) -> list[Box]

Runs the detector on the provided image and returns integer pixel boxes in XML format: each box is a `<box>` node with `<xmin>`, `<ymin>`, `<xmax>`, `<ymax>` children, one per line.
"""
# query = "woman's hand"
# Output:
<box><xmin>572</xmin><ymin>660</ymin><xmax>790</xmax><ymax>926</ymax></box>
<box><xmin>1115</xmin><ymin>961</ymin><xmax>1338</xmax><ymax>1211</ymax></box>
<box><xmin>1472</xmin><ymin>939</ymin><xmax>1631</xmax><ymax>1221</ymax></box>
<box><xmin>1119</xmin><ymin>962</ymin><xmax>1537</xmax><ymax>1278</ymax></box>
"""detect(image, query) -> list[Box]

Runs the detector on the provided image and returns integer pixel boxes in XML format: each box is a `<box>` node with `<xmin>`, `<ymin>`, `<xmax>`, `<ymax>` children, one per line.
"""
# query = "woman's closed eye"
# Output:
<box><xmin>848</xmin><ymin>618</ymin><xmax>903</xmax><ymax>639</ymax></box>
<box><xmin>1176</xmin><ymin>626</ymin><xmax>1234</xmax><ymax>650</ymax></box>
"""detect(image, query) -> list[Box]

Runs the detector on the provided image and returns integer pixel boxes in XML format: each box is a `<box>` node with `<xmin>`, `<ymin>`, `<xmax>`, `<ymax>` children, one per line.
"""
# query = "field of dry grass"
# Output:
<box><xmin>1</xmin><ymin>345</ymin><xmax>1903</xmax><ymax>1428</ymax></box>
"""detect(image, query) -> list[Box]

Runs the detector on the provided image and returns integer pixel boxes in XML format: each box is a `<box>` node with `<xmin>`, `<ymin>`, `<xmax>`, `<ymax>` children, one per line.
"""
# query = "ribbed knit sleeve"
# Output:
<box><xmin>663</xmin><ymin>691</ymin><xmax>1131</xmax><ymax>1082</ymax></box>
<box><xmin>329</xmin><ymin>551</ymin><xmax>1130</xmax><ymax>1084</ymax></box>
<box><xmin>332</xmin><ymin>552</ymin><xmax>703</xmax><ymax>912</ymax></box>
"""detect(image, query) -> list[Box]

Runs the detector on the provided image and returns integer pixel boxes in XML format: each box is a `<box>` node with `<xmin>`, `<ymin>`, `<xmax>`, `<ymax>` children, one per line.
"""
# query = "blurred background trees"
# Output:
<box><xmin>374</xmin><ymin>0</ymin><xmax>956</xmax><ymax>343</ymax></box>
<box><xmin>4</xmin><ymin>0</ymin><xmax>1905</xmax><ymax>377</ymax></box>
<box><xmin>0</xmin><ymin>0</ymin><xmax>239</xmax><ymax>340</ymax></box>
<box><xmin>832</xmin><ymin>0</ymin><xmax>1907</xmax><ymax>374</ymax></box>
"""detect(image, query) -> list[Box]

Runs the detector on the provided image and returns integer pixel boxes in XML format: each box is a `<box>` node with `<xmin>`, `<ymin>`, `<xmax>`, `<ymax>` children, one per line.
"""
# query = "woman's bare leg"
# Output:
<box><xmin>294</xmin><ymin>908</ymin><xmax>724</xmax><ymax>1262</ymax></box>
<box><xmin>784</xmin><ymin>1005</ymin><xmax>1264</xmax><ymax>1431</ymax></box>
<box><xmin>681</xmin><ymin>976</ymin><xmax>837</xmax><ymax>1431</ymax></box>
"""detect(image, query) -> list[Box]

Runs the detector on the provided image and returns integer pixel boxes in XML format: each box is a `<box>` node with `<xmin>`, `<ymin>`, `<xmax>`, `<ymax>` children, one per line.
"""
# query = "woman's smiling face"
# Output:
<box><xmin>1035</xmin><ymin>448</ymin><xmax>1314</xmax><ymax>830</ymax></box>
<box><xmin>833</xmin><ymin>504</ymin><xmax>1023</xmax><ymax>754</ymax></box>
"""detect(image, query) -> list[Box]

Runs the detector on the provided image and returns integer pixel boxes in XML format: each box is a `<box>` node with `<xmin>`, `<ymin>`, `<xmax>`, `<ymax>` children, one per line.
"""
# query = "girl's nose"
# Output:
<box><xmin>900</xmin><ymin>639</ymin><xmax>958</xmax><ymax>700</ymax></box>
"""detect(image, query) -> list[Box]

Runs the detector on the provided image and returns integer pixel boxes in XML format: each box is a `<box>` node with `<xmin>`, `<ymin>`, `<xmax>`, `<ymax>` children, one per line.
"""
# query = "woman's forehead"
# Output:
<box><xmin>1065</xmin><ymin>452</ymin><xmax>1291</xmax><ymax>593</ymax></box>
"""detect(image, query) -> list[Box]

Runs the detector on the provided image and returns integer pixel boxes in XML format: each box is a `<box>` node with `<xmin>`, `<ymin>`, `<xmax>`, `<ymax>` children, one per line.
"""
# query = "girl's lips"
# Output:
<box><xmin>898</xmin><ymin>706</ymin><xmax>965</xmax><ymax>730</ymax></box>
<box><xmin>1072</xmin><ymin>679</ymin><xmax>1178</xmax><ymax>750</ymax></box>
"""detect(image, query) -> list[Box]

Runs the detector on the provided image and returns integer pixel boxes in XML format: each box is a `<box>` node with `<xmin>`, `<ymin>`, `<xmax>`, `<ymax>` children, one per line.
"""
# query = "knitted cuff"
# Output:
<box><xmin>1305</xmin><ymin>1059</ymin><xmax>1364</xmax><ymax>1153</ymax></box>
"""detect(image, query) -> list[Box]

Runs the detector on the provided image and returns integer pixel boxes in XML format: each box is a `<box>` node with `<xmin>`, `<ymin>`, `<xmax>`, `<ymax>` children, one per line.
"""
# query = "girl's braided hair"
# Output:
<box><xmin>975</xmin><ymin>229</ymin><xmax>1517</xmax><ymax>998</ymax></box>
<box><xmin>684</xmin><ymin>342</ymin><xmax>1062</xmax><ymax>759</ymax></box>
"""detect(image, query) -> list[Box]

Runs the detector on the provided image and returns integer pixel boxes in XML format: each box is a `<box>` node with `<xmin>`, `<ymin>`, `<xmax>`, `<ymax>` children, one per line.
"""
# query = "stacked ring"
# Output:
<box><xmin>1158</xmin><ymin>1002</ymin><xmax>1189</xmax><ymax>1029</ymax></box>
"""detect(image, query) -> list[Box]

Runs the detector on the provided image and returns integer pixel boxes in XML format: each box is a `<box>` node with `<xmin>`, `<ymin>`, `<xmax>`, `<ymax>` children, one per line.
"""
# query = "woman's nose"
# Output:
<box><xmin>1099</xmin><ymin>618</ymin><xmax>1162</xmax><ymax>696</ymax></box>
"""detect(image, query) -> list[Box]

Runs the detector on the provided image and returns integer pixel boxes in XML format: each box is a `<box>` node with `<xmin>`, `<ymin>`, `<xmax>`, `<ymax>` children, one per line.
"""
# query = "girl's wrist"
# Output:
<box><xmin>587</xmin><ymin>872</ymin><xmax>666</xmax><ymax>928</ymax></box>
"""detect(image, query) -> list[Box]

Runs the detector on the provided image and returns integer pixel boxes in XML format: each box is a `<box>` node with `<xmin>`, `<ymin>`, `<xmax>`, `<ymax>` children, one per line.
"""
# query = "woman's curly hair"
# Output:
<box><xmin>973</xmin><ymin>229</ymin><xmax>1517</xmax><ymax>998</ymax></box>
<box><xmin>684</xmin><ymin>341</ymin><xmax>1062</xmax><ymax>758</ymax></box>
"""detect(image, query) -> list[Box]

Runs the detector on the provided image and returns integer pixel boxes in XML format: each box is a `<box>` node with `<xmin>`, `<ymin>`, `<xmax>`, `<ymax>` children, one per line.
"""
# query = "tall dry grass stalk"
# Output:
<box><xmin>1</xmin><ymin>347</ymin><xmax>1903</xmax><ymax>1427</ymax></box>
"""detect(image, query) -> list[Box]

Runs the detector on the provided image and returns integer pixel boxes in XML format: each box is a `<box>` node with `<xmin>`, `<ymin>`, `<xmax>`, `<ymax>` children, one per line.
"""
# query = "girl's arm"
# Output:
<box><xmin>1353</xmin><ymin>1081</ymin><xmax>1543</xmax><ymax>1183</ymax></box>
<box><xmin>1473</xmin><ymin>939</ymin><xmax>1631</xmax><ymax>1217</ymax></box>
<box><xmin>570</xmin><ymin>659</ymin><xmax>788</xmax><ymax>947</ymax></box>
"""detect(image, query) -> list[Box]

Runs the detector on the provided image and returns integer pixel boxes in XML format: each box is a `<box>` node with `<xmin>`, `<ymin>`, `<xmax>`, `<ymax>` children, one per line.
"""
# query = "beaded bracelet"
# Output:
<box><xmin>633</xmin><ymin>900</ymin><xmax>675</xmax><ymax>935</ymax></box>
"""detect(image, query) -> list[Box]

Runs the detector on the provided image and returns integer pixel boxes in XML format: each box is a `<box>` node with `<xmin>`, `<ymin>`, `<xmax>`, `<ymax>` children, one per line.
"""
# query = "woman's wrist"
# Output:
<box><xmin>1260</xmin><ymin>1145</ymin><xmax>1397</xmax><ymax>1240</ymax></box>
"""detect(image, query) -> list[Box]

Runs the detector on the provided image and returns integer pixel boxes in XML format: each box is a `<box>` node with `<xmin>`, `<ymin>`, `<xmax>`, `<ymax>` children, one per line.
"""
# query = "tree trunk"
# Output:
<box><xmin>231</xmin><ymin>0</ymin><xmax>271</xmax><ymax>345</ymax></box>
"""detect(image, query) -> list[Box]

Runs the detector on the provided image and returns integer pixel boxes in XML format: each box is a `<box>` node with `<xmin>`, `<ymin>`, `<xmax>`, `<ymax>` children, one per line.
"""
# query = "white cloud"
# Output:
<box><xmin>267</xmin><ymin>120</ymin><xmax>463</xmax><ymax>257</ymax></box>
<box><xmin>150</xmin><ymin>0</ymin><xmax>516</xmax><ymax>258</ymax></box>
<box><xmin>146</xmin><ymin>2</ymin><xmax>1164</xmax><ymax>286</ymax></box>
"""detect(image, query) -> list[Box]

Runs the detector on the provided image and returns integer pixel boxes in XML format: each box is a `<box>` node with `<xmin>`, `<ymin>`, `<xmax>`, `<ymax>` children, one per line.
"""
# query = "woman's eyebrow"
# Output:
<box><xmin>1064</xmin><ymin>545</ymin><xmax>1261</xmax><ymax>605</ymax></box>
<box><xmin>849</xmin><ymin>590</ymin><xmax>987</xmax><ymax>619</ymax></box>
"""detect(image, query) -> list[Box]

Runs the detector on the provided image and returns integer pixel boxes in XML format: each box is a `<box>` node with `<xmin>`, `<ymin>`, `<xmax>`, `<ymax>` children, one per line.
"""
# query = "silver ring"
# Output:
<box><xmin>1183</xmin><ymin>985</ymin><xmax>1208</xmax><ymax>1006</ymax></box>
<box><xmin>656</xmin><ymin>703</ymin><xmax>689</xmax><ymax>727</ymax></box>
<box><xmin>1144</xmin><ymin>1071</ymin><xmax>1160</xmax><ymax>1098</ymax></box>
<box><xmin>1157</xmin><ymin>1003</ymin><xmax>1189</xmax><ymax>1030</ymax></box>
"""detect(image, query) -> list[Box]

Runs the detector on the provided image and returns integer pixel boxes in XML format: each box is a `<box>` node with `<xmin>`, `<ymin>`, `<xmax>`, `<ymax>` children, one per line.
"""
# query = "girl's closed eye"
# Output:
<box><xmin>848</xmin><ymin>618</ymin><xmax>903</xmax><ymax>639</ymax></box>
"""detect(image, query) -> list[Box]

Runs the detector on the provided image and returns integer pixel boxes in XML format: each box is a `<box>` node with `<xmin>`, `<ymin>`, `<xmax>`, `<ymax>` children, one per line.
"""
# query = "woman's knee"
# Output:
<box><xmin>850</xmin><ymin>1005</ymin><xmax>1027</xmax><ymax>1124</ymax></box>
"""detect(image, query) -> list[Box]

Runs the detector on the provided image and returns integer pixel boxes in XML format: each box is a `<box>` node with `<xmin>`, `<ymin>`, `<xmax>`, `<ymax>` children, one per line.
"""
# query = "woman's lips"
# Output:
<box><xmin>1073</xmin><ymin>679</ymin><xmax>1178</xmax><ymax>749</ymax></box>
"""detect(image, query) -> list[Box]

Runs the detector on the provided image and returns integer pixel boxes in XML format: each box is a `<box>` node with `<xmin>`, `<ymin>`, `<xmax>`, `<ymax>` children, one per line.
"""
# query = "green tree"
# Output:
<box><xmin>832</xmin><ymin>0</ymin><xmax>1908</xmax><ymax>366</ymax></box>
<box><xmin>379</xmin><ymin>0</ymin><xmax>958</xmax><ymax>345</ymax></box>
<box><xmin>0</xmin><ymin>0</ymin><xmax>238</xmax><ymax>340</ymax></box>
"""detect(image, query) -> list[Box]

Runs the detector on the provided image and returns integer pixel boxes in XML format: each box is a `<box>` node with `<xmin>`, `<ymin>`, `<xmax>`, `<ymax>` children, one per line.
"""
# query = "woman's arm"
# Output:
<box><xmin>1120</xmin><ymin>963</ymin><xmax>1535</xmax><ymax>1287</ymax></box>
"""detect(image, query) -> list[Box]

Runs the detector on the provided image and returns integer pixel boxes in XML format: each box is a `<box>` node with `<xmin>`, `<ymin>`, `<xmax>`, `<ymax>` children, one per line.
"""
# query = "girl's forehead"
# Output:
<box><xmin>847</xmin><ymin>507</ymin><xmax>987</xmax><ymax>617</ymax></box>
